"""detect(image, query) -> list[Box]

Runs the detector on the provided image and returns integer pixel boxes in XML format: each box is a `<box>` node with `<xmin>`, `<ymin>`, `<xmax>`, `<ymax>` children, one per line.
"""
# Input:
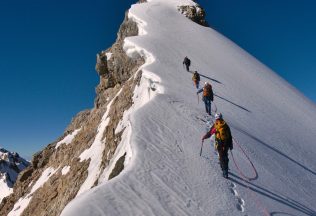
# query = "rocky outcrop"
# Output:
<box><xmin>0</xmin><ymin>1</ymin><xmax>146</xmax><ymax>216</ymax></box>
<box><xmin>95</xmin><ymin>10</ymin><xmax>144</xmax><ymax>108</ymax></box>
<box><xmin>178</xmin><ymin>4</ymin><xmax>209</xmax><ymax>27</ymax></box>
<box><xmin>109</xmin><ymin>153</ymin><xmax>126</xmax><ymax>180</ymax></box>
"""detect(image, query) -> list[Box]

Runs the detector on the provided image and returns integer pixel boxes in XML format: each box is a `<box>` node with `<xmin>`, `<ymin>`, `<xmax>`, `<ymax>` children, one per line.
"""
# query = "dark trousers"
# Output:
<box><xmin>217</xmin><ymin>144</ymin><xmax>229</xmax><ymax>171</ymax></box>
<box><xmin>203</xmin><ymin>97</ymin><xmax>211</xmax><ymax>115</ymax></box>
<box><xmin>193</xmin><ymin>80</ymin><xmax>199</xmax><ymax>89</ymax></box>
<box><xmin>185</xmin><ymin>64</ymin><xmax>190</xmax><ymax>72</ymax></box>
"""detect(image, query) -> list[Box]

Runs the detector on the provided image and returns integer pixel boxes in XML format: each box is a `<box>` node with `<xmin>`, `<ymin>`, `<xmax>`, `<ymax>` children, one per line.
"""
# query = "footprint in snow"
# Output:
<box><xmin>228</xmin><ymin>182</ymin><xmax>246</xmax><ymax>212</ymax></box>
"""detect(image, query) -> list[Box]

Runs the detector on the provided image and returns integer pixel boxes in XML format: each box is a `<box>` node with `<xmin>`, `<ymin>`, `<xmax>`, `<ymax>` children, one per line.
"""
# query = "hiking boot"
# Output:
<box><xmin>223</xmin><ymin>169</ymin><xmax>228</xmax><ymax>178</ymax></box>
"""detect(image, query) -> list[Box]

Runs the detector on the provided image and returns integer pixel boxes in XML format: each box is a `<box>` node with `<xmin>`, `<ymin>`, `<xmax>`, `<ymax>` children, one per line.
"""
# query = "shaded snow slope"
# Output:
<box><xmin>0</xmin><ymin>148</ymin><xmax>29</xmax><ymax>203</ymax></box>
<box><xmin>62</xmin><ymin>0</ymin><xmax>316</xmax><ymax>215</ymax></box>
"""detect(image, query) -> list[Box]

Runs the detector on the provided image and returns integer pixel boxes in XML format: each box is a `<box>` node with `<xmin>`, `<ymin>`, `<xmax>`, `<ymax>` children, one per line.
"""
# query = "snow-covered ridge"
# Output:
<box><xmin>62</xmin><ymin>0</ymin><xmax>316</xmax><ymax>215</ymax></box>
<box><xmin>77</xmin><ymin>7</ymin><xmax>165</xmax><ymax>191</ymax></box>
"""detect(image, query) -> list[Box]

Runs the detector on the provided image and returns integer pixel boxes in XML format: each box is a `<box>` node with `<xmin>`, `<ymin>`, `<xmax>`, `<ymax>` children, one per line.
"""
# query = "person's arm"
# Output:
<box><xmin>197</xmin><ymin>88</ymin><xmax>203</xmax><ymax>94</ymax></box>
<box><xmin>202</xmin><ymin>125</ymin><xmax>215</xmax><ymax>141</ymax></box>
<box><xmin>210</xmin><ymin>126</ymin><xmax>216</xmax><ymax>136</ymax></box>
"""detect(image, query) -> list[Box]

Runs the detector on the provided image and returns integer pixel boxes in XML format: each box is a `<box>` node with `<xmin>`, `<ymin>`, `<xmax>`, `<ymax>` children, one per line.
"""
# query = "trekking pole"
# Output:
<box><xmin>197</xmin><ymin>94</ymin><xmax>199</xmax><ymax>104</ymax></box>
<box><xmin>200</xmin><ymin>140</ymin><xmax>204</xmax><ymax>156</ymax></box>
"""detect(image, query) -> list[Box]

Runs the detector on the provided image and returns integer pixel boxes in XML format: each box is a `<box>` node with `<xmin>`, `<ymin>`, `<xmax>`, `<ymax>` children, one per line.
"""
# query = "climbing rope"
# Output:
<box><xmin>231</xmin><ymin>137</ymin><xmax>258</xmax><ymax>181</ymax></box>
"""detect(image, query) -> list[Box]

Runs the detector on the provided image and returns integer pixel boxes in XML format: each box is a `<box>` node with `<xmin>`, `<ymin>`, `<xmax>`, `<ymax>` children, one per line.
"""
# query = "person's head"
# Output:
<box><xmin>204</xmin><ymin>81</ymin><xmax>209</xmax><ymax>86</ymax></box>
<box><xmin>195</xmin><ymin>71</ymin><xmax>198</xmax><ymax>74</ymax></box>
<box><xmin>215</xmin><ymin>113</ymin><xmax>223</xmax><ymax>120</ymax></box>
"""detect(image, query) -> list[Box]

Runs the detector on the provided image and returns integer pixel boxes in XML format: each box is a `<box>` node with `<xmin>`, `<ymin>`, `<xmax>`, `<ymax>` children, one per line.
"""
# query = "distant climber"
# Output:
<box><xmin>192</xmin><ymin>71</ymin><xmax>200</xmax><ymax>89</ymax></box>
<box><xmin>197</xmin><ymin>82</ymin><xmax>213</xmax><ymax>115</ymax></box>
<box><xmin>202</xmin><ymin>113</ymin><xmax>233</xmax><ymax>178</ymax></box>
<box><xmin>183</xmin><ymin>56</ymin><xmax>191</xmax><ymax>72</ymax></box>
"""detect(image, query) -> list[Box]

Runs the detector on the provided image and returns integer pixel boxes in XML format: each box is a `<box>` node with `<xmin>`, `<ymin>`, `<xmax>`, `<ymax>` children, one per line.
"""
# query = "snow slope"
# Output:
<box><xmin>62</xmin><ymin>0</ymin><xmax>316</xmax><ymax>215</ymax></box>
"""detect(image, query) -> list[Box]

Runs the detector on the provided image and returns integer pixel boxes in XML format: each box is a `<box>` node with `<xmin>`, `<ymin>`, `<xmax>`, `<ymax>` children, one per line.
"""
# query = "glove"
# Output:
<box><xmin>229</xmin><ymin>145</ymin><xmax>233</xmax><ymax>150</ymax></box>
<box><xmin>201</xmin><ymin>137</ymin><xmax>204</xmax><ymax>142</ymax></box>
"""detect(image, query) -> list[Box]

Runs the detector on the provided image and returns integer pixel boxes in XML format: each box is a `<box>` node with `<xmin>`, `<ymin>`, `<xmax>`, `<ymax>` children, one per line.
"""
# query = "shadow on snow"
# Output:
<box><xmin>233</xmin><ymin>127</ymin><xmax>316</xmax><ymax>176</ymax></box>
<box><xmin>228</xmin><ymin>172</ymin><xmax>316</xmax><ymax>216</ymax></box>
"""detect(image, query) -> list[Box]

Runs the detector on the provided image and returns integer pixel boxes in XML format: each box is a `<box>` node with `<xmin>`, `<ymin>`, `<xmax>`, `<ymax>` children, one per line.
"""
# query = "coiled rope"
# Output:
<box><xmin>231</xmin><ymin>137</ymin><xmax>258</xmax><ymax>181</ymax></box>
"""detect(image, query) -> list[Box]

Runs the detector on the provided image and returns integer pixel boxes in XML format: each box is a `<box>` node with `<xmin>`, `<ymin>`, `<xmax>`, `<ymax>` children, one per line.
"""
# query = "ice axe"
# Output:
<box><xmin>200</xmin><ymin>140</ymin><xmax>204</xmax><ymax>156</ymax></box>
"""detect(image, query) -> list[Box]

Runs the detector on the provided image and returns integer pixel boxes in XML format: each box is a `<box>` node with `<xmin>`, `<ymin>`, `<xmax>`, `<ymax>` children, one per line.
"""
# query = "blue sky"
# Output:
<box><xmin>0</xmin><ymin>0</ymin><xmax>315</xmax><ymax>158</ymax></box>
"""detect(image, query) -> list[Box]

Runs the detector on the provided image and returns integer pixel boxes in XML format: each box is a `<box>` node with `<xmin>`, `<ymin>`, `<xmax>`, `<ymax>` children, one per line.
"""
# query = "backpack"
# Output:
<box><xmin>215</xmin><ymin>119</ymin><xmax>232</xmax><ymax>145</ymax></box>
<box><xmin>184</xmin><ymin>57</ymin><xmax>191</xmax><ymax>66</ymax></box>
<box><xmin>192</xmin><ymin>73</ymin><xmax>200</xmax><ymax>81</ymax></box>
<box><xmin>203</xmin><ymin>84</ymin><xmax>213</xmax><ymax>99</ymax></box>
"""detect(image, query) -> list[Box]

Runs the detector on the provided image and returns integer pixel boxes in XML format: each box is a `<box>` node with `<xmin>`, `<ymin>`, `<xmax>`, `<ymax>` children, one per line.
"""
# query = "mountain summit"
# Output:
<box><xmin>2</xmin><ymin>0</ymin><xmax>316</xmax><ymax>215</ymax></box>
<box><xmin>0</xmin><ymin>148</ymin><xmax>29</xmax><ymax>203</ymax></box>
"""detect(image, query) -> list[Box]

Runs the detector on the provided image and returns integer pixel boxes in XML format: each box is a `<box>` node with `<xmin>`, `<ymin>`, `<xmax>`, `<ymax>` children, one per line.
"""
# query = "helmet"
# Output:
<box><xmin>215</xmin><ymin>113</ymin><xmax>222</xmax><ymax>120</ymax></box>
<box><xmin>204</xmin><ymin>82</ymin><xmax>209</xmax><ymax>86</ymax></box>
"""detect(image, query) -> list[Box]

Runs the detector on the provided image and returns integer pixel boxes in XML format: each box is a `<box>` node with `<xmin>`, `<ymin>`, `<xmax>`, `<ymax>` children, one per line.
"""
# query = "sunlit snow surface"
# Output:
<box><xmin>61</xmin><ymin>166</ymin><xmax>71</xmax><ymax>175</ymax></box>
<box><xmin>62</xmin><ymin>0</ymin><xmax>316</xmax><ymax>215</ymax></box>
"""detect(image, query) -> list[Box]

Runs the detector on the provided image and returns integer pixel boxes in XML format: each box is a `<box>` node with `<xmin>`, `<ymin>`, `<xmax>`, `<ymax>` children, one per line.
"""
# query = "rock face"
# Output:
<box><xmin>178</xmin><ymin>4</ymin><xmax>209</xmax><ymax>27</ymax></box>
<box><xmin>0</xmin><ymin>2</ymin><xmax>145</xmax><ymax>216</ymax></box>
<box><xmin>0</xmin><ymin>148</ymin><xmax>30</xmax><ymax>203</ymax></box>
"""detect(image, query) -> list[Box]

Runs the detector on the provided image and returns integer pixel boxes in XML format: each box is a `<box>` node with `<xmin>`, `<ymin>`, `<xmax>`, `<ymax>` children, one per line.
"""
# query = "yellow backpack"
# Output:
<box><xmin>215</xmin><ymin>119</ymin><xmax>231</xmax><ymax>143</ymax></box>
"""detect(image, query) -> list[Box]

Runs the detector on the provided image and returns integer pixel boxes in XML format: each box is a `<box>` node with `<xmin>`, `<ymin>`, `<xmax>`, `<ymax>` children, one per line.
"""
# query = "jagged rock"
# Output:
<box><xmin>178</xmin><ymin>4</ymin><xmax>209</xmax><ymax>27</ymax></box>
<box><xmin>95</xmin><ymin>53</ymin><xmax>109</xmax><ymax>76</ymax></box>
<box><xmin>64</xmin><ymin>110</ymin><xmax>91</xmax><ymax>133</ymax></box>
<box><xmin>94</xmin><ymin>10</ymin><xmax>145</xmax><ymax>108</ymax></box>
<box><xmin>17</xmin><ymin>167</ymin><xmax>33</xmax><ymax>182</ymax></box>
<box><xmin>109</xmin><ymin>153</ymin><xmax>126</xmax><ymax>180</ymax></box>
<box><xmin>32</xmin><ymin>144</ymin><xmax>55</xmax><ymax>169</ymax></box>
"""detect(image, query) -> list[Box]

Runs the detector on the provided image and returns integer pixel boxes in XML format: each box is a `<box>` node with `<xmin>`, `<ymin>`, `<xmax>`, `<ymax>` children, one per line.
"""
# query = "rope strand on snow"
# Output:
<box><xmin>231</xmin><ymin>138</ymin><xmax>258</xmax><ymax>181</ymax></box>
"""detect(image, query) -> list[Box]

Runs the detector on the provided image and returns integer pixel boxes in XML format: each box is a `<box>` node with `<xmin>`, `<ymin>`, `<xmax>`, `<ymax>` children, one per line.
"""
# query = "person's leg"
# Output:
<box><xmin>222</xmin><ymin>149</ymin><xmax>229</xmax><ymax>171</ymax></box>
<box><xmin>206</xmin><ymin>99</ymin><xmax>211</xmax><ymax>115</ymax></box>
<box><xmin>204</xmin><ymin>100</ymin><xmax>208</xmax><ymax>113</ymax></box>
<box><xmin>218</xmin><ymin>146</ymin><xmax>224</xmax><ymax>170</ymax></box>
<box><xmin>194</xmin><ymin>80</ymin><xmax>197</xmax><ymax>88</ymax></box>
<box><xmin>222</xmin><ymin>147</ymin><xmax>229</xmax><ymax>177</ymax></box>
